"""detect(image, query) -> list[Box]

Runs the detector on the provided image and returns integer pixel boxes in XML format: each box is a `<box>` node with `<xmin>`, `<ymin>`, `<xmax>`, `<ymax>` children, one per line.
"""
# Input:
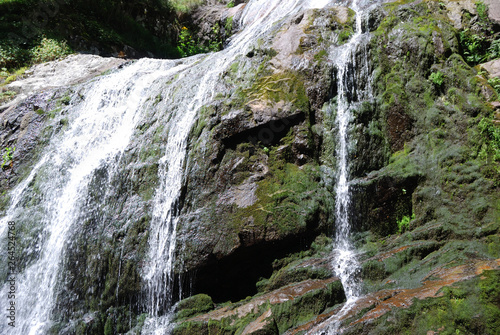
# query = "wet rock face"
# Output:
<box><xmin>173</xmin><ymin>0</ymin><xmax>499</xmax><ymax>333</ymax></box>
<box><xmin>1</xmin><ymin>55</ymin><xmax>127</xmax><ymax>111</ymax></box>
<box><xmin>173</xmin><ymin>6</ymin><xmax>360</xmax><ymax>303</ymax></box>
<box><xmin>0</xmin><ymin>89</ymin><xmax>68</xmax><ymax>212</ymax></box>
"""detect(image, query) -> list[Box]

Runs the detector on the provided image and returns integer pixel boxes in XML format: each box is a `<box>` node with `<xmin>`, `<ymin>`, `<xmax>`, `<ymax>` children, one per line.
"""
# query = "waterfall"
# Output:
<box><xmin>0</xmin><ymin>59</ymin><xmax>191</xmax><ymax>335</ymax></box>
<box><xmin>322</xmin><ymin>0</ymin><xmax>374</xmax><ymax>333</ymax></box>
<box><xmin>332</xmin><ymin>0</ymin><xmax>363</xmax><ymax>302</ymax></box>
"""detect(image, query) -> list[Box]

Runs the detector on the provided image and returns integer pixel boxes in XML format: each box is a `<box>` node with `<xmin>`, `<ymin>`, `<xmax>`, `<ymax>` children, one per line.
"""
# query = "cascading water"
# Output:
<box><xmin>0</xmin><ymin>59</ymin><xmax>194</xmax><ymax>335</ymax></box>
<box><xmin>320</xmin><ymin>0</ymin><xmax>376</xmax><ymax>333</ymax></box>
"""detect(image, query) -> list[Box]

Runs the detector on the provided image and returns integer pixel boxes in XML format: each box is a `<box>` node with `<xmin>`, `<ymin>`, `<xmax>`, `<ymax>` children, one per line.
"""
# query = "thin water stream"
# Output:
<box><xmin>317</xmin><ymin>0</ymin><xmax>376</xmax><ymax>333</ymax></box>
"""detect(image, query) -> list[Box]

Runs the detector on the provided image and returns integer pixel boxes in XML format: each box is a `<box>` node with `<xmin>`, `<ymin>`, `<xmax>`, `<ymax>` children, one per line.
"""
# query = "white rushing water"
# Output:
<box><xmin>332</xmin><ymin>0</ymin><xmax>363</xmax><ymax>302</ymax></box>
<box><xmin>0</xmin><ymin>58</ymin><xmax>191</xmax><ymax>335</ymax></box>
<box><xmin>321</xmin><ymin>0</ymin><xmax>374</xmax><ymax>333</ymax></box>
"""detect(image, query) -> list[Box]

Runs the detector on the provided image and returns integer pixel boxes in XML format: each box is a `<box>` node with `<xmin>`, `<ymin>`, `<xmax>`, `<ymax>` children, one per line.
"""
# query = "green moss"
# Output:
<box><xmin>103</xmin><ymin>316</ymin><xmax>113</xmax><ymax>335</ymax></box>
<box><xmin>313</xmin><ymin>49</ymin><xmax>327</xmax><ymax>61</ymax></box>
<box><xmin>362</xmin><ymin>260</ymin><xmax>388</xmax><ymax>281</ymax></box>
<box><xmin>172</xmin><ymin>320</ymin><xmax>208</xmax><ymax>335</ymax></box>
<box><xmin>358</xmin><ymin>270</ymin><xmax>500</xmax><ymax>335</ymax></box>
<box><xmin>265</xmin><ymin>263</ymin><xmax>331</xmax><ymax>291</ymax></box>
<box><xmin>239</xmin><ymin>70</ymin><xmax>310</xmax><ymax>116</ymax></box>
<box><xmin>231</xmin><ymin>162</ymin><xmax>326</xmax><ymax>235</ymax></box>
<box><xmin>174</xmin><ymin>294</ymin><xmax>215</xmax><ymax>321</ymax></box>
<box><xmin>225</xmin><ymin>16</ymin><xmax>234</xmax><ymax>35</ymax></box>
<box><xmin>271</xmin><ymin>280</ymin><xmax>345</xmax><ymax>333</ymax></box>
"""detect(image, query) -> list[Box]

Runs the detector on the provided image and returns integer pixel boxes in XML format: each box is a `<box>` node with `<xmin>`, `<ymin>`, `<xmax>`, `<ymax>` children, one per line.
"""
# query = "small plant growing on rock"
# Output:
<box><xmin>429</xmin><ymin>71</ymin><xmax>444</xmax><ymax>87</ymax></box>
<box><xmin>177</xmin><ymin>26</ymin><xmax>198</xmax><ymax>57</ymax></box>
<box><xmin>475</xmin><ymin>1</ymin><xmax>489</xmax><ymax>24</ymax></box>
<box><xmin>2</xmin><ymin>146</ymin><xmax>15</xmax><ymax>170</ymax></box>
<box><xmin>460</xmin><ymin>29</ymin><xmax>486</xmax><ymax>64</ymax></box>
<box><xmin>488</xmin><ymin>39</ymin><xmax>500</xmax><ymax>60</ymax></box>
<box><xmin>488</xmin><ymin>77</ymin><xmax>500</xmax><ymax>96</ymax></box>
<box><xmin>397</xmin><ymin>213</ymin><xmax>415</xmax><ymax>234</ymax></box>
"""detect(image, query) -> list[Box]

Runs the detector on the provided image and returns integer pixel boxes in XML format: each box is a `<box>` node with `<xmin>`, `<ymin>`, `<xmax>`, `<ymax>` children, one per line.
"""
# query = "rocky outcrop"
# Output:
<box><xmin>173</xmin><ymin>5</ymin><xmax>359</xmax><ymax>304</ymax></box>
<box><xmin>1</xmin><ymin>55</ymin><xmax>127</xmax><ymax>111</ymax></box>
<box><xmin>172</xmin><ymin>0</ymin><xmax>500</xmax><ymax>333</ymax></box>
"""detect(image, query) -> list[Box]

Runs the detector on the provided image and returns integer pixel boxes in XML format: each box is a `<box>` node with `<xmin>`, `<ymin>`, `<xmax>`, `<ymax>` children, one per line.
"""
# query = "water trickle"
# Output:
<box><xmin>321</xmin><ymin>0</ymin><xmax>373</xmax><ymax>333</ymax></box>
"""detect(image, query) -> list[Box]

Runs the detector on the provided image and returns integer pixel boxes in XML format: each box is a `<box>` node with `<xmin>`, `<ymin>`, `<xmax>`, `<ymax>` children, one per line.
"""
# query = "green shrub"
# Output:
<box><xmin>460</xmin><ymin>29</ymin><xmax>486</xmax><ymax>64</ymax></box>
<box><xmin>0</xmin><ymin>41</ymin><xmax>29</xmax><ymax>69</ymax></box>
<box><xmin>30</xmin><ymin>37</ymin><xmax>72</xmax><ymax>64</ymax></box>
<box><xmin>177</xmin><ymin>27</ymin><xmax>194</xmax><ymax>57</ymax></box>
<box><xmin>176</xmin><ymin>24</ymin><xmax>222</xmax><ymax>57</ymax></box>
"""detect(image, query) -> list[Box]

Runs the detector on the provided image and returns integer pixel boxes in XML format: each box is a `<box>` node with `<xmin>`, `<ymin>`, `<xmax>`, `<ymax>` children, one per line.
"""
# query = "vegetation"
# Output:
<box><xmin>1</xmin><ymin>146</ymin><xmax>15</xmax><ymax>169</ymax></box>
<box><xmin>429</xmin><ymin>71</ymin><xmax>444</xmax><ymax>87</ymax></box>
<box><xmin>488</xmin><ymin>76</ymin><xmax>500</xmax><ymax>96</ymax></box>
<box><xmin>0</xmin><ymin>0</ymin><xmax>179</xmax><ymax>70</ymax></box>
<box><xmin>177</xmin><ymin>24</ymin><xmax>222</xmax><ymax>57</ymax></box>
<box><xmin>458</xmin><ymin>1</ymin><xmax>500</xmax><ymax>65</ymax></box>
<box><xmin>0</xmin><ymin>0</ymin><xmax>231</xmax><ymax>77</ymax></box>
<box><xmin>30</xmin><ymin>37</ymin><xmax>71</xmax><ymax>63</ymax></box>
<box><xmin>174</xmin><ymin>294</ymin><xmax>214</xmax><ymax>320</ymax></box>
<box><xmin>477</xmin><ymin>116</ymin><xmax>500</xmax><ymax>168</ymax></box>
<box><xmin>169</xmin><ymin>0</ymin><xmax>204</xmax><ymax>13</ymax></box>
<box><xmin>363</xmin><ymin>270</ymin><xmax>500</xmax><ymax>334</ymax></box>
<box><xmin>397</xmin><ymin>213</ymin><xmax>415</xmax><ymax>233</ymax></box>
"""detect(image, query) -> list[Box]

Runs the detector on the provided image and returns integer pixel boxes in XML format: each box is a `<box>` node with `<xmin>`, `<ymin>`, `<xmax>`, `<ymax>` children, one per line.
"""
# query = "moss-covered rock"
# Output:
<box><xmin>174</xmin><ymin>294</ymin><xmax>215</xmax><ymax>320</ymax></box>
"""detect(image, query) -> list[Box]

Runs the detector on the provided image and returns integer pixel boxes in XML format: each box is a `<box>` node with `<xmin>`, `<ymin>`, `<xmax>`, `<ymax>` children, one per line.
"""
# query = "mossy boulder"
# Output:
<box><xmin>174</xmin><ymin>294</ymin><xmax>215</xmax><ymax>320</ymax></box>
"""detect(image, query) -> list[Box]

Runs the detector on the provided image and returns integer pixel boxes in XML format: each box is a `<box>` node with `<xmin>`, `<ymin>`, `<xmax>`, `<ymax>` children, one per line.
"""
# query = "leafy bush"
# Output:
<box><xmin>0</xmin><ymin>41</ymin><xmax>28</xmax><ymax>69</ymax></box>
<box><xmin>177</xmin><ymin>25</ymin><xmax>222</xmax><ymax>58</ymax></box>
<box><xmin>460</xmin><ymin>29</ymin><xmax>486</xmax><ymax>65</ymax></box>
<box><xmin>177</xmin><ymin>27</ymin><xmax>200</xmax><ymax>57</ymax></box>
<box><xmin>30</xmin><ymin>37</ymin><xmax>72</xmax><ymax>64</ymax></box>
